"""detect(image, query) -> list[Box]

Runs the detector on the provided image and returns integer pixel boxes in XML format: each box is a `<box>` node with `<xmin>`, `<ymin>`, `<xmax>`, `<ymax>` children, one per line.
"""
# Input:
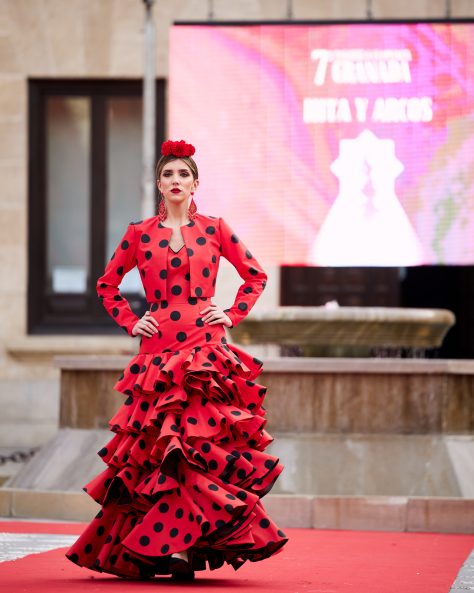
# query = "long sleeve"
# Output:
<box><xmin>96</xmin><ymin>223</ymin><xmax>140</xmax><ymax>336</ymax></box>
<box><xmin>219</xmin><ymin>217</ymin><xmax>267</xmax><ymax>329</ymax></box>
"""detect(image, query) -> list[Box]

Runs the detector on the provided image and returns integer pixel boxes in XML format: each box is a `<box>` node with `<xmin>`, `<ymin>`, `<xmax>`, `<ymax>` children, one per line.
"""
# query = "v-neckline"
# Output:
<box><xmin>169</xmin><ymin>244</ymin><xmax>185</xmax><ymax>254</ymax></box>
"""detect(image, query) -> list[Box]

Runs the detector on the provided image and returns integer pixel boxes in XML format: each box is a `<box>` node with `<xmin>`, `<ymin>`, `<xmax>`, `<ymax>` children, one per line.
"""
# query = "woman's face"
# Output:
<box><xmin>156</xmin><ymin>159</ymin><xmax>199</xmax><ymax>205</ymax></box>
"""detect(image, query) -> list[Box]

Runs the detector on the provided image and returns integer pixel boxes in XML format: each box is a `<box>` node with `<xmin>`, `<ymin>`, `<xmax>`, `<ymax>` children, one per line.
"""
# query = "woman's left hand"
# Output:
<box><xmin>200</xmin><ymin>303</ymin><xmax>232</xmax><ymax>328</ymax></box>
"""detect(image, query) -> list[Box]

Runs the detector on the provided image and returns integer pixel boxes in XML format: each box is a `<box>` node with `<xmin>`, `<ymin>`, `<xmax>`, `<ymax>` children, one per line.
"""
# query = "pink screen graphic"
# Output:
<box><xmin>169</xmin><ymin>23</ymin><xmax>474</xmax><ymax>266</ymax></box>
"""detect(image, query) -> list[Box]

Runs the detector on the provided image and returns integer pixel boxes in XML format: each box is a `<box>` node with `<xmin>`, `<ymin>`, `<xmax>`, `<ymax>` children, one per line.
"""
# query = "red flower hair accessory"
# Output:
<box><xmin>161</xmin><ymin>139</ymin><xmax>196</xmax><ymax>158</ymax></box>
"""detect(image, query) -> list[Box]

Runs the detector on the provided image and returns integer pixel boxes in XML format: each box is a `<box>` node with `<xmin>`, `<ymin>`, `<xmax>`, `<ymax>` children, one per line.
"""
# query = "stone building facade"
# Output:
<box><xmin>1</xmin><ymin>0</ymin><xmax>473</xmax><ymax>447</ymax></box>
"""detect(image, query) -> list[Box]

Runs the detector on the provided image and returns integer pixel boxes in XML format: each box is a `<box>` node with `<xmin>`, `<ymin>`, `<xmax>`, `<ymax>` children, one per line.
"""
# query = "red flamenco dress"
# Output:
<box><xmin>65</xmin><ymin>214</ymin><xmax>288</xmax><ymax>578</ymax></box>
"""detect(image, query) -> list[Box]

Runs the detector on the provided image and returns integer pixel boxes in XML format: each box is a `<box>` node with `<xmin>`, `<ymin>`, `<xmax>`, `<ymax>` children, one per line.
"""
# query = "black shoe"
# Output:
<box><xmin>169</xmin><ymin>555</ymin><xmax>195</xmax><ymax>581</ymax></box>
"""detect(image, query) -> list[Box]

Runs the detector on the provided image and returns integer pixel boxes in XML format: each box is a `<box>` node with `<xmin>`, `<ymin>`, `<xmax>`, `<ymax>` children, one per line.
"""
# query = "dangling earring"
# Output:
<box><xmin>188</xmin><ymin>192</ymin><xmax>197</xmax><ymax>220</ymax></box>
<box><xmin>158</xmin><ymin>196</ymin><xmax>167</xmax><ymax>221</ymax></box>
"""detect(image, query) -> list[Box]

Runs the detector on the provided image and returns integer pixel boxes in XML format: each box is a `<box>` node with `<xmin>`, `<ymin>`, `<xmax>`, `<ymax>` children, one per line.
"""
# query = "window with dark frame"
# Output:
<box><xmin>28</xmin><ymin>79</ymin><xmax>165</xmax><ymax>335</ymax></box>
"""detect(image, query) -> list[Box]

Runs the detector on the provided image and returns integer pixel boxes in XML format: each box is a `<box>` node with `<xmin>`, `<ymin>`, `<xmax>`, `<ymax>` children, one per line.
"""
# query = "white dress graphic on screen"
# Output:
<box><xmin>311</xmin><ymin>129</ymin><xmax>424</xmax><ymax>266</ymax></box>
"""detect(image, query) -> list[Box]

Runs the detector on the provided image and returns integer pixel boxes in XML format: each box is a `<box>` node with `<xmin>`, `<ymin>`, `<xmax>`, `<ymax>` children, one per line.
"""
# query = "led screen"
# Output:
<box><xmin>169</xmin><ymin>23</ymin><xmax>474</xmax><ymax>266</ymax></box>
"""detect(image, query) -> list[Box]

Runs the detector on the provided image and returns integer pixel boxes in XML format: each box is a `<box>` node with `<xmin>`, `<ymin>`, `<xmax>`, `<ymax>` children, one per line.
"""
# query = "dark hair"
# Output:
<box><xmin>155</xmin><ymin>155</ymin><xmax>199</xmax><ymax>214</ymax></box>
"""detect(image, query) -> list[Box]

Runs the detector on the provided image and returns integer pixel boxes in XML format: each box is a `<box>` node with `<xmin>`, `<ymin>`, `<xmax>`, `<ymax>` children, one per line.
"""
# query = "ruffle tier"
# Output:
<box><xmin>65</xmin><ymin>340</ymin><xmax>287</xmax><ymax>578</ymax></box>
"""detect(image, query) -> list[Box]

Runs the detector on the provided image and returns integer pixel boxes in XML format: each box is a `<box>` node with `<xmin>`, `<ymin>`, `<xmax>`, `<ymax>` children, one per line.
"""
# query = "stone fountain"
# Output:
<box><xmin>230</xmin><ymin>305</ymin><xmax>456</xmax><ymax>356</ymax></box>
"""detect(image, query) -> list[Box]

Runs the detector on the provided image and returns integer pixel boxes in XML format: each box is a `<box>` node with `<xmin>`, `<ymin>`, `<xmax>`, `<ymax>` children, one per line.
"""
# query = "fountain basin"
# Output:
<box><xmin>230</xmin><ymin>306</ymin><xmax>455</xmax><ymax>351</ymax></box>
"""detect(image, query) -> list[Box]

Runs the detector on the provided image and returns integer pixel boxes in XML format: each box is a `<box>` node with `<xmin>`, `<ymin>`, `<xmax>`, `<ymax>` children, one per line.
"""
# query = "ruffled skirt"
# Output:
<box><xmin>65</xmin><ymin>299</ymin><xmax>288</xmax><ymax>578</ymax></box>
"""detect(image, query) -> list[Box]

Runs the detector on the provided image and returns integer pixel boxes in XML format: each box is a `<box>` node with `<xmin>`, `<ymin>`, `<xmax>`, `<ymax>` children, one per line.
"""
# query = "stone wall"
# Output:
<box><xmin>1</xmin><ymin>0</ymin><xmax>474</xmax><ymax>447</ymax></box>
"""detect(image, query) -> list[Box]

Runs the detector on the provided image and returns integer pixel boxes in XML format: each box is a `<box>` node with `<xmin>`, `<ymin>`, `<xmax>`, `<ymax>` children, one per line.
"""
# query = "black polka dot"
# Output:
<box><xmin>244</xmin><ymin>286</ymin><xmax>253</xmax><ymax>294</ymax></box>
<box><xmin>139</xmin><ymin>535</ymin><xmax>150</xmax><ymax>546</ymax></box>
<box><xmin>154</xmin><ymin>289</ymin><xmax>161</xmax><ymax>299</ymax></box>
<box><xmin>170</xmin><ymin>311</ymin><xmax>181</xmax><ymax>321</ymax></box>
<box><xmin>208</xmin><ymin>417</ymin><xmax>217</xmax><ymax>427</ymax></box>
<box><xmin>98</xmin><ymin>447</ymin><xmax>108</xmax><ymax>457</ymax></box>
<box><xmin>140</xmin><ymin>401</ymin><xmax>149</xmax><ymax>411</ymax></box>
<box><xmin>231</xmin><ymin>234</ymin><xmax>239</xmax><ymax>243</ymax></box>
<box><xmin>187</xmin><ymin>248</ymin><xmax>194</xmax><ymax>256</ymax></box>
<box><xmin>176</xmin><ymin>332</ymin><xmax>187</xmax><ymax>342</ymax></box>
<box><xmin>152</xmin><ymin>356</ymin><xmax>162</xmax><ymax>366</ymax></box>
<box><xmin>159</xmin><ymin>269</ymin><xmax>167</xmax><ymax>279</ymax></box>
<box><xmin>201</xmin><ymin>521</ymin><xmax>211</xmax><ymax>534</ymax></box>
<box><xmin>238</xmin><ymin>302</ymin><xmax>248</xmax><ymax>311</ymax></box>
<box><xmin>171</xmin><ymin>285</ymin><xmax>182</xmax><ymax>295</ymax></box>
<box><xmin>196</xmin><ymin>237</ymin><xmax>206</xmax><ymax>245</ymax></box>
<box><xmin>188</xmin><ymin>297</ymin><xmax>197</xmax><ymax>305</ymax></box>
<box><xmin>171</xmin><ymin>257</ymin><xmax>181</xmax><ymax>267</ymax></box>
<box><xmin>278</xmin><ymin>529</ymin><xmax>287</xmax><ymax>537</ymax></box>
<box><xmin>202</xmin><ymin>442</ymin><xmax>211</xmax><ymax>453</ymax></box>
<box><xmin>161</xmin><ymin>544</ymin><xmax>169</xmax><ymax>554</ymax></box>
<box><xmin>138</xmin><ymin>438</ymin><xmax>146</xmax><ymax>450</ymax></box>
<box><xmin>121</xmin><ymin>240</ymin><xmax>129</xmax><ymax>249</ymax></box>
<box><xmin>159</xmin><ymin>239</ymin><xmax>169</xmax><ymax>248</ymax></box>
<box><xmin>187</xmin><ymin>416</ymin><xmax>197</xmax><ymax>425</ymax></box>
<box><xmin>208</xmin><ymin>484</ymin><xmax>218</xmax><ymax>491</ymax></box>
<box><xmin>260</xmin><ymin>518</ymin><xmax>271</xmax><ymax>528</ymax></box>
<box><xmin>141</xmin><ymin>234</ymin><xmax>150</xmax><ymax>243</ymax></box>
<box><xmin>202</xmin><ymin>267</ymin><xmax>210</xmax><ymax>277</ymax></box>
<box><xmin>249</xmin><ymin>267</ymin><xmax>258</xmax><ymax>275</ymax></box>
<box><xmin>175</xmin><ymin>508</ymin><xmax>184</xmax><ymax>519</ymax></box>
<box><xmin>170</xmin><ymin>528</ymin><xmax>179</xmax><ymax>537</ymax></box>
<box><xmin>209</xmin><ymin>460</ymin><xmax>218</xmax><ymax>470</ymax></box>
<box><xmin>84</xmin><ymin>544</ymin><xmax>93</xmax><ymax>553</ymax></box>
<box><xmin>69</xmin><ymin>553</ymin><xmax>79</xmax><ymax>562</ymax></box>
<box><xmin>196</xmin><ymin>318</ymin><xmax>204</xmax><ymax>327</ymax></box>
<box><xmin>237</xmin><ymin>491</ymin><xmax>247</xmax><ymax>500</ymax></box>
<box><xmin>145</xmin><ymin>251</ymin><xmax>152</xmax><ymax>260</ymax></box>
<box><xmin>96</xmin><ymin>525</ymin><xmax>105</xmax><ymax>536</ymax></box>
<box><xmin>184</xmin><ymin>533</ymin><xmax>192</xmax><ymax>544</ymax></box>
<box><xmin>206</xmin><ymin>226</ymin><xmax>216</xmax><ymax>234</ymax></box>
<box><xmin>153</xmin><ymin>522</ymin><xmax>163</xmax><ymax>532</ymax></box>
<box><xmin>245</xmin><ymin>249</ymin><xmax>253</xmax><ymax>258</ymax></box>
<box><xmin>117</xmin><ymin>266</ymin><xmax>124</xmax><ymax>275</ymax></box>
<box><xmin>159</xmin><ymin>502</ymin><xmax>169</xmax><ymax>513</ymax></box>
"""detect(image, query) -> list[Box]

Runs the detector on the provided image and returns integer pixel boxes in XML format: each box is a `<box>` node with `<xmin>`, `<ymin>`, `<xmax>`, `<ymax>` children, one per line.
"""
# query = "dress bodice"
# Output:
<box><xmin>166</xmin><ymin>245</ymin><xmax>191</xmax><ymax>302</ymax></box>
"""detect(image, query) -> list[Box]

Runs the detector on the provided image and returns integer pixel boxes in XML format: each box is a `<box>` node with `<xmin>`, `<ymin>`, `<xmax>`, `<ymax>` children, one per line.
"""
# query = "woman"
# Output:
<box><xmin>65</xmin><ymin>139</ymin><xmax>288</xmax><ymax>580</ymax></box>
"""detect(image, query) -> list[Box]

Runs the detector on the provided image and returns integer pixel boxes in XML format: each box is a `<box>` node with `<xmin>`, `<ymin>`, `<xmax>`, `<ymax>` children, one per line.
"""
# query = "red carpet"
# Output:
<box><xmin>0</xmin><ymin>521</ymin><xmax>472</xmax><ymax>593</ymax></box>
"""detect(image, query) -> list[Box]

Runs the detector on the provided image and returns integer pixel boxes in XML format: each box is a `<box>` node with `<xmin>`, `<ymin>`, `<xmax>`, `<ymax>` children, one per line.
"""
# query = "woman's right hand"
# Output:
<box><xmin>132</xmin><ymin>310</ymin><xmax>160</xmax><ymax>337</ymax></box>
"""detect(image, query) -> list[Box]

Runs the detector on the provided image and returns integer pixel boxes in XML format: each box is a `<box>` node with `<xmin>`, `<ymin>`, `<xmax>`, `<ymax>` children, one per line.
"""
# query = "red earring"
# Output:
<box><xmin>158</xmin><ymin>197</ymin><xmax>167</xmax><ymax>221</ymax></box>
<box><xmin>188</xmin><ymin>192</ymin><xmax>197</xmax><ymax>220</ymax></box>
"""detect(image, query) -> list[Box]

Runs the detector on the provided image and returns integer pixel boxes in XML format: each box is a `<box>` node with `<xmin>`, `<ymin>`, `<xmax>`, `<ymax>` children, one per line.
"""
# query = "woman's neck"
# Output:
<box><xmin>163</xmin><ymin>202</ymin><xmax>190</xmax><ymax>227</ymax></box>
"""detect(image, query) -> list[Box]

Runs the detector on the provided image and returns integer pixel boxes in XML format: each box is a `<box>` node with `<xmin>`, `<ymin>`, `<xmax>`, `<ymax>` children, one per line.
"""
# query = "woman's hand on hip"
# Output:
<box><xmin>200</xmin><ymin>303</ymin><xmax>232</xmax><ymax>328</ymax></box>
<box><xmin>132</xmin><ymin>310</ymin><xmax>160</xmax><ymax>337</ymax></box>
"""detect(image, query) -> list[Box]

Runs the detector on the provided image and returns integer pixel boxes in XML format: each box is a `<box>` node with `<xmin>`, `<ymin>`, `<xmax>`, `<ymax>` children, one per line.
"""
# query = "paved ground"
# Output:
<box><xmin>450</xmin><ymin>549</ymin><xmax>474</xmax><ymax>591</ymax></box>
